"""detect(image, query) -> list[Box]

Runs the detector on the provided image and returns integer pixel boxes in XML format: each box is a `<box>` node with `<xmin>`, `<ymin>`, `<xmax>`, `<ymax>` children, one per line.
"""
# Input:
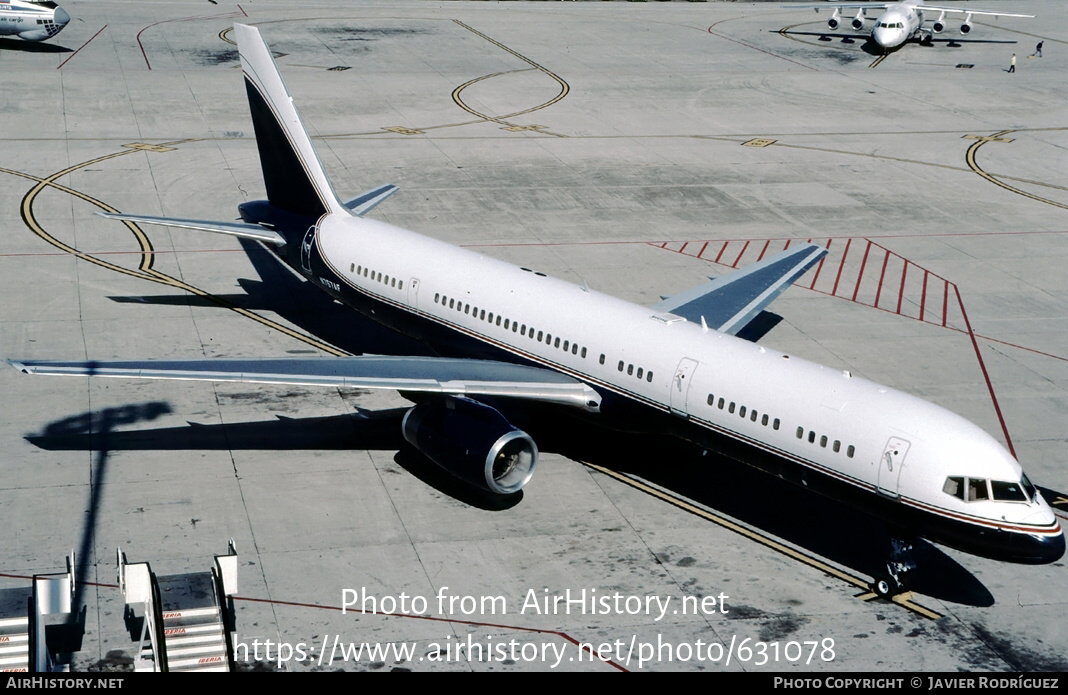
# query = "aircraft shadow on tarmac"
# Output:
<box><xmin>27</xmin><ymin>398</ymin><xmax>997</xmax><ymax>606</ymax></box>
<box><xmin>0</xmin><ymin>37</ymin><xmax>71</xmax><ymax>53</ymax></box>
<box><xmin>28</xmin><ymin>237</ymin><xmax>998</xmax><ymax>605</ymax></box>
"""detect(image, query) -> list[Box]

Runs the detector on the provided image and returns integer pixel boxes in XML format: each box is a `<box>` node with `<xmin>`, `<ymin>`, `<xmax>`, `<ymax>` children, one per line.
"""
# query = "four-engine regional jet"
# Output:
<box><xmin>10</xmin><ymin>24</ymin><xmax>1063</xmax><ymax>598</ymax></box>
<box><xmin>787</xmin><ymin>0</ymin><xmax>1032</xmax><ymax>52</ymax></box>
<box><xmin>0</xmin><ymin>0</ymin><xmax>69</xmax><ymax>42</ymax></box>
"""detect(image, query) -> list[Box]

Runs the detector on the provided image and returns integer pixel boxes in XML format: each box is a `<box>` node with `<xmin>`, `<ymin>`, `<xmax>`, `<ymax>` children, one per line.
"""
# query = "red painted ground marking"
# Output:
<box><xmin>756</xmin><ymin>239</ymin><xmax>771</xmax><ymax>261</ymax></box>
<box><xmin>896</xmin><ymin>262</ymin><xmax>908</xmax><ymax>315</ymax></box>
<box><xmin>731</xmin><ymin>240</ymin><xmax>750</xmax><ymax>268</ymax></box>
<box><xmin>57</xmin><ymin>25</ymin><xmax>108</xmax><ymax>70</ymax></box>
<box><xmin>714</xmin><ymin>241</ymin><xmax>729</xmax><ymax>263</ymax></box>
<box><xmin>136</xmin><ymin>10</ymin><xmax>248</xmax><ymax>70</ymax></box>
<box><xmin>954</xmin><ymin>286</ymin><xmax>1016</xmax><ymax>456</ymax></box>
<box><xmin>832</xmin><ymin>238</ymin><xmax>852</xmax><ymax>297</ymax></box>
<box><xmin>873</xmin><ymin>251</ymin><xmax>891</xmax><ymax>309</ymax></box>
<box><xmin>851</xmin><ymin>240</ymin><xmax>873</xmax><ymax>303</ymax></box>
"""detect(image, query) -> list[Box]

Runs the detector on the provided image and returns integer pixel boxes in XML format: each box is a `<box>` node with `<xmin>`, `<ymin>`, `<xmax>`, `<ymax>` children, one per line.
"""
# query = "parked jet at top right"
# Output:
<box><xmin>787</xmin><ymin>0</ymin><xmax>1033</xmax><ymax>52</ymax></box>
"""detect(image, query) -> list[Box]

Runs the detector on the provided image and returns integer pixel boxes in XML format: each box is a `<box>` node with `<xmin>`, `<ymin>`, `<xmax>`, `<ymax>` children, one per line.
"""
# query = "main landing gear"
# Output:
<box><xmin>871</xmin><ymin>536</ymin><xmax>916</xmax><ymax>599</ymax></box>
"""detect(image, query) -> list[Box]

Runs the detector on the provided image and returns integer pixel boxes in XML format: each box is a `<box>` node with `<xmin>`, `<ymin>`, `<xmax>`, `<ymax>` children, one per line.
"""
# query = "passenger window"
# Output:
<box><xmin>761</xmin><ymin>414</ymin><xmax>768</xmax><ymax>426</ymax></box>
<box><xmin>718</xmin><ymin>398</ymin><xmax>724</xmax><ymax>409</ymax></box>
<box><xmin>563</xmin><ymin>340</ymin><xmax>569</xmax><ymax>351</ymax></box>
<box><xmin>707</xmin><ymin>394</ymin><xmax>715</xmax><ymax>406</ymax></box>
<box><xmin>537</xmin><ymin>331</ymin><xmax>543</xmax><ymax>341</ymax></box>
<box><xmin>618</xmin><ymin>361</ymin><xmax>624</xmax><ymax>372</ymax></box>
<box><xmin>833</xmin><ymin>440</ymin><xmax>840</xmax><ymax>453</ymax></box>
<box><xmin>399</xmin><ymin>281</ymin><xmax>403</xmax><ymax>290</ymax></box>
<box><xmin>435</xmin><ymin>293</ymin><xmax>440</xmax><ymax>303</ymax></box>
<box><xmin>580</xmin><ymin>347</ymin><xmax>585</xmax><ymax>357</ymax></box>
<box><xmin>636</xmin><ymin>367</ymin><xmax>643</xmax><ymax>379</ymax></box>
<box><xmin>773</xmin><ymin>419</ymin><xmax>780</xmax><ymax>431</ymax></box>
<box><xmin>807</xmin><ymin>431</ymin><xmax>815</xmax><ymax>444</ymax></box>
<box><xmin>750</xmin><ymin>410</ymin><xmax>757</xmax><ymax>422</ymax></box>
<box><xmin>647</xmin><ymin>372</ymin><xmax>653</xmax><ymax>382</ymax></box>
<box><xmin>554</xmin><ymin>338</ymin><xmax>560</xmax><ymax>349</ymax></box>
<box><xmin>739</xmin><ymin>406</ymin><xmax>746</xmax><ymax>418</ymax></box>
<box><xmin>846</xmin><ymin>445</ymin><xmax>854</xmax><ymax>458</ymax></box>
<box><xmin>819</xmin><ymin>435</ymin><xmax>827</xmax><ymax>448</ymax></box>
<box><xmin>350</xmin><ymin>263</ymin><xmax>355</xmax><ymax>273</ymax></box>
<box><xmin>599</xmin><ymin>354</ymin><xmax>605</xmax><ymax>365</ymax></box>
<box><xmin>627</xmin><ymin>364</ymin><xmax>633</xmax><ymax>376</ymax></box>
<box><xmin>796</xmin><ymin>427</ymin><xmax>804</xmax><ymax>439</ymax></box>
<box><xmin>728</xmin><ymin>402</ymin><xmax>735</xmax><ymax>414</ymax></box>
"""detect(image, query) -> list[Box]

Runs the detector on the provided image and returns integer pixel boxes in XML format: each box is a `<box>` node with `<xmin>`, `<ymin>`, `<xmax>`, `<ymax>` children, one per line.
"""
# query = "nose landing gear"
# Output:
<box><xmin>871</xmin><ymin>536</ymin><xmax>916</xmax><ymax>599</ymax></box>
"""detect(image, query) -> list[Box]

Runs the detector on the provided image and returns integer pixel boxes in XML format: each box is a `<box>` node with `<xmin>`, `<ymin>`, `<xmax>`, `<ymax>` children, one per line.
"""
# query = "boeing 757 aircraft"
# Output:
<box><xmin>11</xmin><ymin>24</ymin><xmax>1062</xmax><ymax>598</ymax></box>
<box><xmin>786</xmin><ymin>1</ymin><xmax>1032</xmax><ymax>52</ymax></box>
<box><xmin>0</xmin><ymin>0</ymin><xmax>70</xmax><ymax>42</ymax></box>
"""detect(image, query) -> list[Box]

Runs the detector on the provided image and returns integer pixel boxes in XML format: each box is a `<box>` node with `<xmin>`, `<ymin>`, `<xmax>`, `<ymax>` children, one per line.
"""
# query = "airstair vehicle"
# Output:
<box><xmin>118</xmin><ymin>540</ymin><xmax>238</xmax><ymax>672</ymax></box>
<box><xmin>0</xmin><ymin>552</ymin><xmax>75</xmax><ymax>672</ymax></box>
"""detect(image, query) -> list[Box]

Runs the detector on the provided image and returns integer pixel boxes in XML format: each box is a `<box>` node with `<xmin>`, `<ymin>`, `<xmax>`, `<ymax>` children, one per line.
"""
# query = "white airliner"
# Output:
<box><xmin>789</xmin><ymin>1</ymin><xmax>1032</xmax><ymax>52</ymax></box>
<box><xmin>10</xmin><ymin>24</ymin><xmax>1063</xmax><ymax>597</ymax></box>
<box><xmin>0</xmin><ymin>0</ymin><xmax>70</xmax><ymax>42</ymax></box>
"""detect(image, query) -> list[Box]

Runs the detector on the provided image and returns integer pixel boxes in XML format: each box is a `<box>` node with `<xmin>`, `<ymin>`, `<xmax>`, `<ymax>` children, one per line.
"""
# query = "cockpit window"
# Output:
<box><xmin>967</xmin><ymin>478</ymin><xmax>990</xmax><ymax>501</ymax></box>
<box><xmin>1021</xmin><ymin>473</ymin><xmax>1037</xmax><ymax>502</ymax></box>
<box><xmin>943</xmin><ymin>476</ymin><xmax>964</xmax><ymax>500</ymax></box>
<box><xmin>991</xmin><ymin>480</ymin><xmax>1028</xmax><ymax>502</ymax></box>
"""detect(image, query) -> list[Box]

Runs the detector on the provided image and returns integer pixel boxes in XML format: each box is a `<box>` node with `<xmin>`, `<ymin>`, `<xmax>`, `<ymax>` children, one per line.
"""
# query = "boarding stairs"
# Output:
<box><xmin>0</xmin><ymin>552</ymin><xmax>75</xmax><ymax>672</ymax></box>
<box><xmin>118</xmin><ymin>540</ymin><xmax>238</xmax><ymax>672</ymax></box>
<box><xmin>0</xmin><ymin>616</ymin><xmax>29</xmax><ymax>672</ymax></box>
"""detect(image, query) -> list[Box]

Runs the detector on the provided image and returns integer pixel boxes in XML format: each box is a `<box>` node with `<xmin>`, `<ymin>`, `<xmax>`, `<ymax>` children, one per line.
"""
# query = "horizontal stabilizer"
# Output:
<box><xmin>97</xmin><ymin>212</ymin><xmax>286</xmax><ymax>246</ymax></box>
<box><xmin>653</xmin><ymin>243</ymin><xmax>826</xmax><ymax>336</ymax></box>
<box><xmin>9</xmin><ymin>356</ymin><xmax>602</xmax><ymax>412</ymax></box>
<box><xmin>344</xmin><ymin>184</ymin><xmax>399</xmax><ymax>217</ymax></box>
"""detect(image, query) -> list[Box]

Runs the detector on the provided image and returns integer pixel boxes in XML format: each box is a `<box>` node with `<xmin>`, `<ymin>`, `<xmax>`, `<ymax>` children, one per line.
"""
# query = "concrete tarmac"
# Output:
<box><xmin>1</xmin><ymin>0</ymin><xmax>1065</xmax><ymax>672</ymax></box>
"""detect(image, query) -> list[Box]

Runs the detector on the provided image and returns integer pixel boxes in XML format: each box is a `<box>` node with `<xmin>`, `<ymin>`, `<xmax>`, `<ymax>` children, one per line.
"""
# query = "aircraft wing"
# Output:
<box><xmin>780</xmin><ymin>29</ymin><xmax>1016</xmax><ymax>43</ymax></box>
<box><xmin>921</xmin><ymin>5</ymin><xmax>1032</xmax><ymax>18</ymax></box>
<box><xmin>652</xmin><ymin>243</ymin><xmax>827</xmax><ymax>336</ymax></box>
<box><xmin>8</xmin><ymin>356</ymin><xmax>602</xmax><ymax>412</ymax></box>
<box><xmin>96</xmin><ymin>212</ymin><xmax>286</xmax><ymax>245</ymax></box>
<box><xmin>784</xmin><ymin>3</ymin><xmax>891</xmax><ymax>10</ymax></box>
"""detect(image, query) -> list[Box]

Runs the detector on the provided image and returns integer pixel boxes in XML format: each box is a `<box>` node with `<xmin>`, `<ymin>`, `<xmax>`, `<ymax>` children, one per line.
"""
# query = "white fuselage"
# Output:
<box><xmin>870</xmin><ymin>3</ymin><xmax>923</xmax><ymax>49</ymax></box>
<box><xmin>0</xmin><ymin>0</ymin><xmax>69</xmax><ymax>42</ymax></box>
<box><xmin>309</xmin><ymin>212</ymin><xmax>1062</xmax><ymax>560</ymax></box>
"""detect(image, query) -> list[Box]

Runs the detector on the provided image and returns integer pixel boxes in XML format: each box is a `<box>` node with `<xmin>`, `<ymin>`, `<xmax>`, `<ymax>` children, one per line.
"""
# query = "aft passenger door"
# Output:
<box><xmin>877</xmin><ymin>437</ymin><xmax>910</xmax><ymax>498</ymax></box>
<box><xmin>669</xmin><ymin>357</ymin><xmax>699</xmax><ymax>417</ymax></box>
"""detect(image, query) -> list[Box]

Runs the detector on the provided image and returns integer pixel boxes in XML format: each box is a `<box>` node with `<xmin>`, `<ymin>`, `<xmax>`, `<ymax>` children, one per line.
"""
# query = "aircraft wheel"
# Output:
<box><xmin>872</xmin><ymin>578</ymin><xmax>895</xmax><ymax>599</ymax></box>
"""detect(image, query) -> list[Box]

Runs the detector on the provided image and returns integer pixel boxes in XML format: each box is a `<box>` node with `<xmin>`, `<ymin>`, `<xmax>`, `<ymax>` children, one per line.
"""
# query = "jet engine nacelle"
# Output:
<box><xmin>851</xmin><ymin>17</ymin><xmax>866</xmax><ymax>30</ymax></box>
<box><xmin>932</xmin><ymin>11</ymin><xmax>946</xmax><ymax>33</ymax></box>
<box><xmin>960</xmin><ymin>13</ymin><xmax>973</xmax><ymax>35</ymax></box>
<box><xmin>402</xmin><ymin>397</ymin><xmax>538</xmax><ymax>495</ymax></box>
<box><xmin>828</xmin><ymin>8</ymin><xmax>840</xmax><ymax>29</ymax></box>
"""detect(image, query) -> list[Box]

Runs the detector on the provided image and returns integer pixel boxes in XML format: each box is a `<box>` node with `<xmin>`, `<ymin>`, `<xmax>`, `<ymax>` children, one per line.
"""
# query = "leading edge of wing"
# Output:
<box><xmin>96</xmin><ymin>212</ymin><xmax>286</xmax><ymax>245</ymax></box>
<box><xmin>9</xmin><ymin>356</ymin><xmax>602</xmax><ymax>412</ymax></box>
<box><xmin>653</xmin><ymin>243</ymin><xmax>827</xmax><ymax>336</ymax></box>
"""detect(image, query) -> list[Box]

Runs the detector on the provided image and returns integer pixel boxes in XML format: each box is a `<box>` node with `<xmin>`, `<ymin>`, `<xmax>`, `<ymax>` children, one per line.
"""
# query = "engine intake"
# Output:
<box><xmin>402</xmin><ymin>397</ymin><xmax>537</xmax><ymax>495</ymax></box>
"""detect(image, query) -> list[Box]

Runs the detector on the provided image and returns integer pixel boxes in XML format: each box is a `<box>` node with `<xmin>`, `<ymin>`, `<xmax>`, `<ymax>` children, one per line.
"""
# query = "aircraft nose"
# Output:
<box><xmin>53</xmin><ymin>7</ymin><xmax>71</xmax><ymax>27</ymax></box>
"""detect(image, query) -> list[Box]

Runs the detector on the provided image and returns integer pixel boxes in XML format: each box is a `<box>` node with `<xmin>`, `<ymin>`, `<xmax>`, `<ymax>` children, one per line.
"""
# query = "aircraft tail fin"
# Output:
<box><xmin>235</xmin><ymin>24</ymin><xmax>347</xmax><ymax>219</ymax></box>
